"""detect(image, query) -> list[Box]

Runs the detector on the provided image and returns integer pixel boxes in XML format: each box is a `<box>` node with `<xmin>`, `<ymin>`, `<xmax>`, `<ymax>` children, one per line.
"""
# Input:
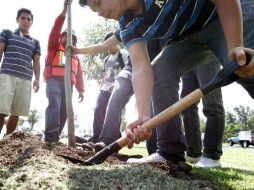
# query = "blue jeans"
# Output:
<box><xmin>152</xmin><ymin>0</ymin><xmax>254</xmax><ymax>162</ymax></box>
<box><xmin>93</xmin><ymin>90</ymin><xmax>111</xmax><ymax>141</ymax></box>
<box><xmin>181</xmin><ymin>57</ymin><xmax>225</xmax><ymax>160</ymax></box>
<box><xmin>45</xmin><ymin>77</ymin><xmax>67</xmax><ymax>142</ymax></box>
<box><xmin>99</xmin><ymin>76</ymin><xmax>133</xmax><ymax>145</ymax></box>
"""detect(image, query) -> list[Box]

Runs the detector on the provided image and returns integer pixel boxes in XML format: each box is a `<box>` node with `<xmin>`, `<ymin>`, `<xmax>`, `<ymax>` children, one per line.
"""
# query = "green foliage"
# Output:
<box><xmin>224</xmin><ymin>106</ymin><xmax>254</xmax><ymax>142</ymax></box>
<box><xmin>27</xmin><ymin>109</ymin><xmax>40</xmax><ymax>130</ymax></box>
<box><xmin>223</xmin><ymin>123</ymin><xmax>241</xmax><ymax>142</ymax></box>
<box><xmin>225</xmin><ymin>111</ymin><xmax>237</xmax><ymax>125</ymax></box>
<box><xmin>248</xmin><ymin>115</ymin><xmax>254</xmax><ymax>130</ymax></box>
<box><xmin>79</xmin><ymin>19</ymin><xmax>118</xmax><ymax>83</ymax></box>
<box><xmin>233</xmin><ymin>105</ymin><xmax>253</xmax><ymax>130</ymax></box>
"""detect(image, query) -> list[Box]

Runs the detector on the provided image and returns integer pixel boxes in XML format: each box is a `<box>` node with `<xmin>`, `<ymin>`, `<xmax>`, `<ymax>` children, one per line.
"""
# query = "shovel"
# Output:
<box><xmin>59</xmin><ymin>54</ymin><xmax>252</xmax><ymax>165</ymax></box>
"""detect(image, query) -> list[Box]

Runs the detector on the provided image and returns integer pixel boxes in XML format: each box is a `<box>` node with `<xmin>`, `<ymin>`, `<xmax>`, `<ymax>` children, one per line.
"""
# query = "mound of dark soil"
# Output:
<box><xmin>0</xmin><ymin>131</ymin><xmax>218</xmax><ymax>188</ymax></box>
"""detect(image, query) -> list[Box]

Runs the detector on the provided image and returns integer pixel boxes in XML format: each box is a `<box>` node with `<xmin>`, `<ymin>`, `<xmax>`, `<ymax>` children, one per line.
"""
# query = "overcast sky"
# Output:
<box><xmin>0</xmin><ymin>0</ymin><xmax>253</xmax><ymax>133</ymax></box>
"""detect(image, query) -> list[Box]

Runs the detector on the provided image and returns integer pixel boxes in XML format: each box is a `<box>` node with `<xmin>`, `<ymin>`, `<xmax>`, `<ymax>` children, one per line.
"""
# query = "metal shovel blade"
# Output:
<box><xmin>84</xmin><ymin>141</ymin><xmax>122</xmax><ymax>165</ymax></box>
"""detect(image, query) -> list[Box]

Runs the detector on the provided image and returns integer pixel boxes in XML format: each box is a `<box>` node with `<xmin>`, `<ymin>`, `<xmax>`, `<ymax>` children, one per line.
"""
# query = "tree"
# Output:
<box><xmin>247</xmin><ymin>115</ymin><xmax>254</xmax><ymax>131</ymax></box>
<box><xmin>79</xmin><ymin>19</ymin><xmax>118</xmax><ymax>83</ymax></box>
<box><xmin>27</xmin><ymin>109</ymin><xmax>40</xmax><ymax>131</ymax></box>
<box><xmin>225</xmin><ymin>111</ymin><xmax>237</xmax><ymax>125</ymax></box>
<box><xmin>234</xmin><ymin>106</ymin><xmax>253</xmax><ymax>130</ymax></box>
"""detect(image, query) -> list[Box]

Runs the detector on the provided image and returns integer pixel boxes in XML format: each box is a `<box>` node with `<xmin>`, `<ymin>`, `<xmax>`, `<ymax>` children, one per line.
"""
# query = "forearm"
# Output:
<box><xmin>33</xmin><ymin>63</ymin><xmax>40</xmax><ymax>81</ymax></box>
<box><xmin>128</xmin><ymin>42</ymin><xmax>153</xmax><ymax>119</ymax></box>
<box><xmin>33</xmin><ymin>54</ymin><xmax>40</xmax><ymax>80</ymax></box>
<box><xmin>212</xmin><ymin>0</ymin><xmax>243</xmax><ymax>50</ymax></box>
<box><xmin>132</xmin><ymin>64</ymin><xmax>153</xmax><ymax>120</ymax></box>
<box><xmin>77</xmin><ymin>35</ymin><xmax>119</xmax><ymax>55</ymax></box>
<box><xmin>0</xmin><ymin>43</ymin><xmax>5</xmax><ymax>62</ymax></box>
<box><xmin>77</xmin><ymin>45</ymin><xmax>103</xmax><ymax>55</ymax></box>
<box><xmin>60</xmin><ymin>0</ymin><xmax>68</xmax><ymax>17</ymax></box>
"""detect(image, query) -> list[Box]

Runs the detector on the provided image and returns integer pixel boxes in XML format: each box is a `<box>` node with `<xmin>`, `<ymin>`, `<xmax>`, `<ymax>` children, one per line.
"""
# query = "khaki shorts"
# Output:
<box><xmin>0</xmin><ymin>74</ymin><xmax>31</xmax><ymax>116</ymax></box>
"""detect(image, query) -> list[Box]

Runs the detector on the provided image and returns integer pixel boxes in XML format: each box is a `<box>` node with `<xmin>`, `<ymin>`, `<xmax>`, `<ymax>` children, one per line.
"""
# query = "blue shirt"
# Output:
<box><xmin>0</xmin><ymin>29</ymin><xmax>41</xmax><ymax>80</ymax></box>
<box><xmin>119</xmin><ymin>0</ymin><xmax>217</xmax><ymax>49</ymax></box>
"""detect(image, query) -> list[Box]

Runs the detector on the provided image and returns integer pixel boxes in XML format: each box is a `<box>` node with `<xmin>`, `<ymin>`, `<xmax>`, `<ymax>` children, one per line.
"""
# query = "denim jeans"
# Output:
<box><xmin>45</xmin><ymin>77</ymin><xmax>67</xmax><ymax>142</ymax></box>
<box><xmin>152</xmin><ymin>0</ymin><xmax>254</xmax><ymax>162</ymax></box>
<box><xmin>99</xmin><ymin>76</ymin><xmax>133</xmax><ymax>145</ymax></box>
<box><xmin>181</xmin><ymin>57</ymin><xmax>225</xmax><ymax>160</ymax></box>
<box><xmin>92</xmin><ymin>90</ymin><xmax>111</xmax><ymax>141</ymax></box>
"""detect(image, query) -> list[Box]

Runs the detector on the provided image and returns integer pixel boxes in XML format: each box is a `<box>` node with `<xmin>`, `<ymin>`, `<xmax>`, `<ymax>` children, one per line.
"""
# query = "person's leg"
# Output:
<box><xmin>99</xmin><ymin>77</ymin><xmax>133</xmax><ymax>145</ymax></box>
<box><xmin>145</xmin><ymin>40</ymin><xmax>163</xmax><ymax>155</ymax></box>
<box><xmin>6</xmin><ymin>115</ymin><xmax>19</xmax><ymax>134</ymax></box>
<box><xmin>92</xmin><ymin>90</ymin><xmax>111</xmax><ymax>142</ymax></box>
<box><xmin>195</xmin><ymin>58</ymin><xmax>225</xmax><ymax>162</ymax></box>
<box><xmin>45</xmin><ymin>77</ymin><xmax>63</xmax><ymax>143</ymax></box>
<box><xmin>181</xmin><ymin>71</ymin><xmax>202</xmax><ymax>160</ymax></box>
<box><xmin>127</xmin><ymin>40</ymin><xmax>213</xmax><ymax>173</ymax></box>
<box><xmin>146</xmin><ymin>128</ymin><xmax>157</xmax><ymax>155</ymax></box>
<box><xmin>152</xmin><ymin>40</ymin><xmax>212</xmax><ymax>163</ymax></box>
<box><xmin>146</xmin><ymin>102</ymin><xmax>157</xmax><ymax>155</ymax></box>
<box><xmin>0</xmin><ymin>74</ymin><xmax>14</xmax><ymax>130</ymax></box>
<box><xmin>59</xmin><ymin>82</ymin><xmax>67</xmax><ymax>136</ymax></box>
<box><xmin>0</xmin><ymin>114</ymin><xmax>5</xmax><ymax>134</ymax></box>
<box><xmin>9</xmin><ymin>76</ymin><xmax>31</xmax><ymax>135</ymax></box>
<box><xmin>195</xmin><ymin>2</ymin><xmax>254</xmax><ymax>162</ymax></box>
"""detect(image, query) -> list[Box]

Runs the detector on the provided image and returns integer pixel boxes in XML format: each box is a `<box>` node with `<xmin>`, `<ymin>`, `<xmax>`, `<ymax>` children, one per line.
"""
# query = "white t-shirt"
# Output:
<box><xmin>101</xmin><ymin>49</ymin><xmax>129</xmax><ymax>92</ymax></box>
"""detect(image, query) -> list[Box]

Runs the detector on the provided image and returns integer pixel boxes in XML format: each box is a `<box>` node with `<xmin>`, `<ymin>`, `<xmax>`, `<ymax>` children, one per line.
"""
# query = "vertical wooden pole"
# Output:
<box><xmin>65</xmin><ymin>0</ymin><xmax>76</xmax><ymax>147</ymax></box>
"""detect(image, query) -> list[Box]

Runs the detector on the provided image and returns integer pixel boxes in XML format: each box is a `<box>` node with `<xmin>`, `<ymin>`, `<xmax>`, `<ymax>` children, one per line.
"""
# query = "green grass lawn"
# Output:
<box><xmin>121</xmin><ymin>143</ymin><xmax>254</xmax><ymax>190</ymax></box>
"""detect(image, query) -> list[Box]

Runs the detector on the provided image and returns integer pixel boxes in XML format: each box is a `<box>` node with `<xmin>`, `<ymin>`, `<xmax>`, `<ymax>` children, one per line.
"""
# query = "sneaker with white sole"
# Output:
<box><xmin>127</xmin><ymin>153</ymin><xmax>166</xmax><ymax>163</ymax></box>
<box><xmin>195</xmin><ymin>157</ymin><xmax>222</xmax><ymax>168</ymax></box>
<box><xmin>185</xmin><ymin>155</ymin><xmax>201</xmax><ymax>163</ymax></box>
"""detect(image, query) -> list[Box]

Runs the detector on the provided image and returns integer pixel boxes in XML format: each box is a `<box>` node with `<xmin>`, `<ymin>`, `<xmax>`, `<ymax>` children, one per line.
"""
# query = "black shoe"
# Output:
<box><xmin>75</xmin><ymin>136</ymin><xmax>88</xmax><ymax>144</ymax></box>
<box><xmin>81</xmin><ymin>142</ymin><xmax>94</xmax><ymax>151</ymax></box>
<box><xmin>94</xmin><ymin>142</ymin><xmax>106</xmax><ymax>152</ymax></box>
<box><xmin>166</xmin><ymin>160</ymin><xmax>192</xmax><ymax>173</ymax></box>
<box><xmin>87</xmin><ymin>137</ymin><xmax>98</xmax><ymax>145</ymax></box>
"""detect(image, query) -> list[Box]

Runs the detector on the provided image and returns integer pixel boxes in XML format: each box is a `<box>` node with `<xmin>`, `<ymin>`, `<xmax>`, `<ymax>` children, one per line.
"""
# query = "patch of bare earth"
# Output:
<box><xmin>0</xmin><ymin>131</ymin><xmax>219</xmax><ymax>189</ymax></box>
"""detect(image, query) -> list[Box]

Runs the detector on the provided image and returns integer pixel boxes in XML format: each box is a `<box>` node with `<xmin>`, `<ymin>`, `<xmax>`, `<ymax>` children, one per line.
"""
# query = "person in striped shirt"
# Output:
<box><xmin>79</xmin><ymin>0</ymin><xmax>254</xmax><ymax>168</ymax></box>
<box><xmin>0</xmin><ymin>8</ymin><xmax>41</xmax><ymax>135</ymax></box>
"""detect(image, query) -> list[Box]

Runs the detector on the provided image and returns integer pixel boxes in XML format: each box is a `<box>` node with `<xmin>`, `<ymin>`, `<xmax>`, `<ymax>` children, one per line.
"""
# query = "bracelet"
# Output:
<box><xmin>34</xmin><ymin>79</ymin><xmax>39</xmax><ymax>83</ymax></box>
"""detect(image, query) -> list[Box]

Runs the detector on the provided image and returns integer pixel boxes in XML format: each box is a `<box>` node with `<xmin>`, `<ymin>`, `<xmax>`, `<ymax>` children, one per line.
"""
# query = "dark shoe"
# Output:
<box><xmin>94</xmin><ymin>142</ymin><xmax>106</xmax><ymax>152</ymax></box>
<box><xmin>75</xmin><ymin>136</ymin><xmax>88</xmax><ymax>144</ymax></box>
<box><xmin>166</xmin><ymin>160</ymin><xmax>192</xmax><ymax>173</ymax></box>
<box><xmin>87</xmin><ymin>137</ymin><xmax>98</xmax><ymax>145</ymax></box>
<box><xmin>81</xmin><ymin>142</ymin><xmax>94</xmax><ymax>151</ymax></box>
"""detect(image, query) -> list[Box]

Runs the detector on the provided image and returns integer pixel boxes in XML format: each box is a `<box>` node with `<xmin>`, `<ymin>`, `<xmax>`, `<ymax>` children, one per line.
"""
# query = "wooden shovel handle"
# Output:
<box><xmin>116</xmin><ymin>89</ymin><xmax>204</xmax><ymax>147</ymax></box>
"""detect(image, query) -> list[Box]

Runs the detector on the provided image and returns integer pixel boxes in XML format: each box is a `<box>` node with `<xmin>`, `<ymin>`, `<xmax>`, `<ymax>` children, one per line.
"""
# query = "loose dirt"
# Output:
<box><xmin>0</xmin><ymin>131</ymin><xmax>219</xmax><ymax>189</ymax></box>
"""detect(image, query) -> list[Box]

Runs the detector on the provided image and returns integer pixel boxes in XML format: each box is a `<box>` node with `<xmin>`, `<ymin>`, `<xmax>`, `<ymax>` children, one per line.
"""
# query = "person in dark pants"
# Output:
<box><xmin>44</xmin><ymin>0</ymin><xmax>84</xmax><ymax>143</ymax></box>
<box><xmin>79</xmin><ymin>0</ymin><xmax>254</xmax><ymax>171</ymax></box>
<box><xmin>181</xmin><ymin>55</ymin><xmax>225</xmax><ymax>168</ymax></box>
<box><xmin>94</xmin><ymin>38</ymin><xmax>162</xmax><ymax>152</ymax></box>
<box><xmin>87</xmin><ymin>32</ymin><xmax>129</xmax><ymax>144</ymax></box>
<box><xmin>73</xmin><ymin>31</ymin><xmax>160</xmax><ymax>153</ymax></box>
